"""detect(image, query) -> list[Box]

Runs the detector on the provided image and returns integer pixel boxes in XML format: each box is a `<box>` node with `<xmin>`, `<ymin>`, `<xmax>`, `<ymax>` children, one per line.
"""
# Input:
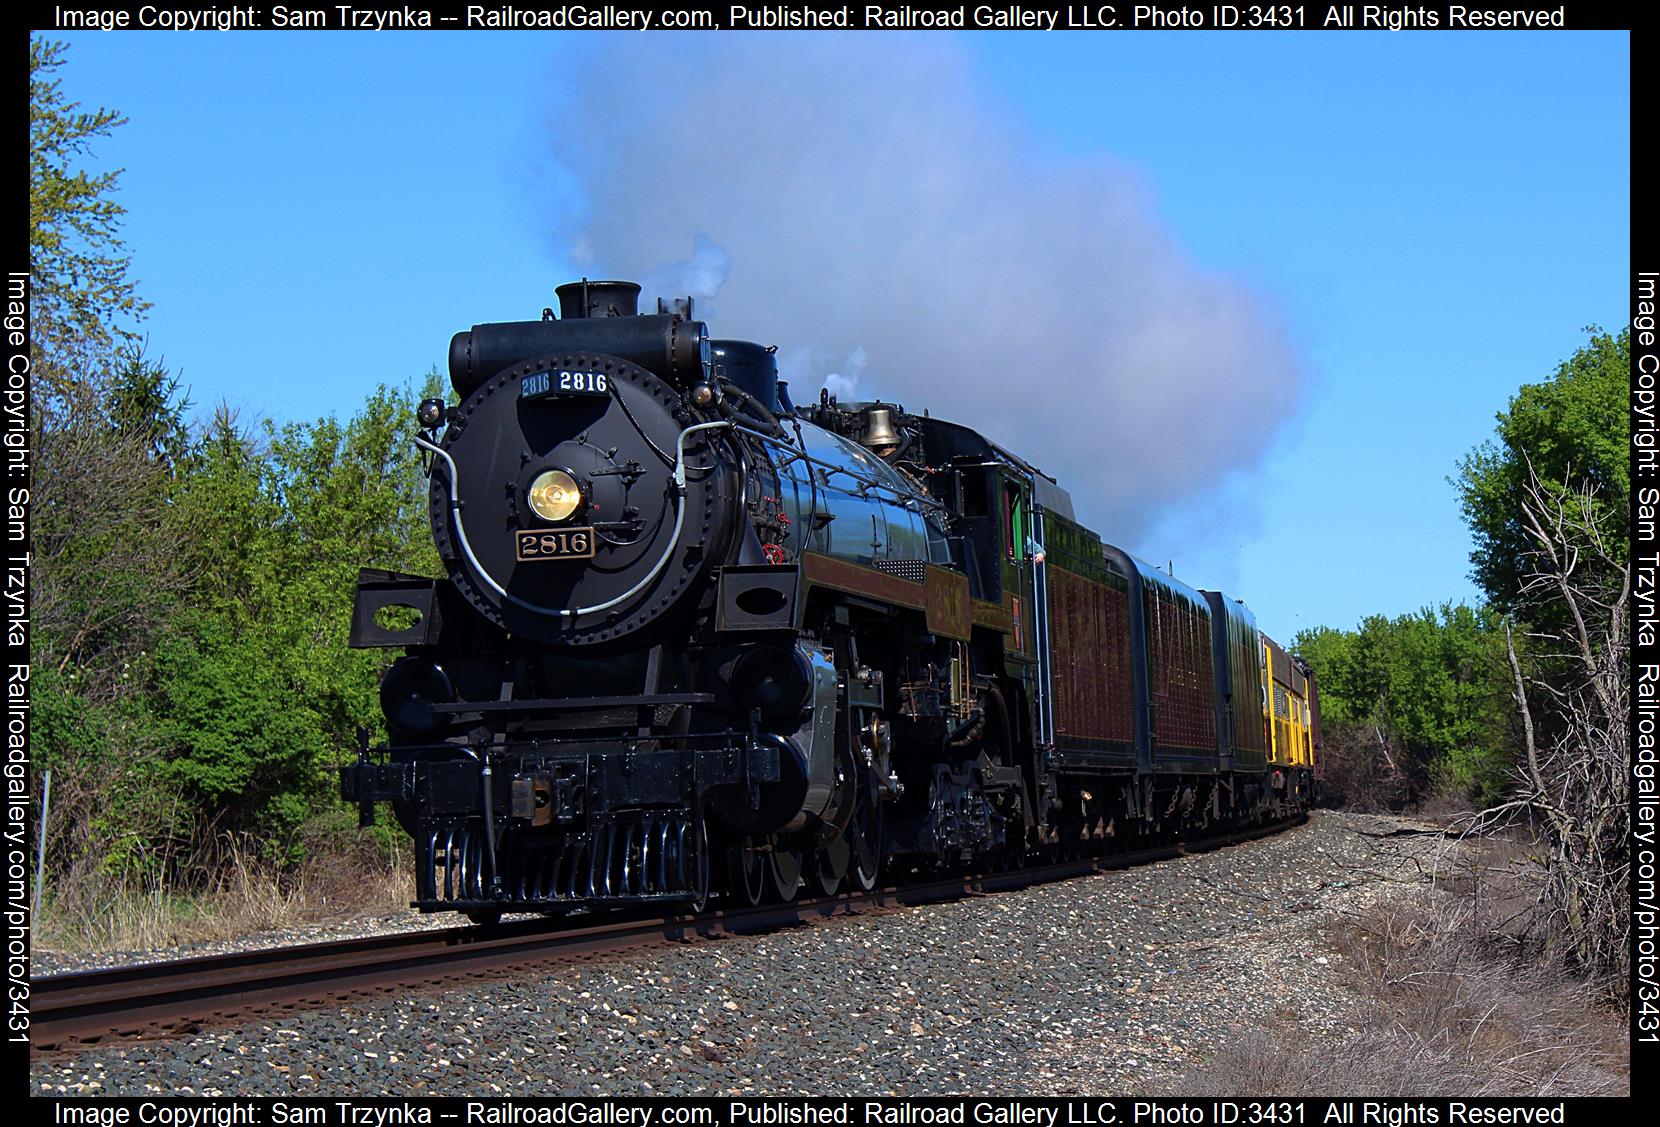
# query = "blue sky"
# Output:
<box><xmin>47</xmin><ymin>30</ymin><xmax>1630</xmax><ymax>638</ymax></box>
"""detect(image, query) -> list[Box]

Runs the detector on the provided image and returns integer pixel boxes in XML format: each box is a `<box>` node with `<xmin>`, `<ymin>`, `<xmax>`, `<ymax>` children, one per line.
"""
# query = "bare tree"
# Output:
<box><xmin>1480</xmin><ymin>463</ymin><xmax>1629</xmax><ymax>1002</ymax></box>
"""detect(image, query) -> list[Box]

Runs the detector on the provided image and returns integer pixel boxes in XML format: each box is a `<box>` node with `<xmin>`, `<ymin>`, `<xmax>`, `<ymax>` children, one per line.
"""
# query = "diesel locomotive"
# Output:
<box><xmin>340</xmin><ymin>280</ymin><xmax>1321</xmax><ymax>922</ymax></box>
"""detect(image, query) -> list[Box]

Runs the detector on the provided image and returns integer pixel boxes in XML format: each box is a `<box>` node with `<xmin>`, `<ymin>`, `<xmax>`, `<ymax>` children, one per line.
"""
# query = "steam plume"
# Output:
<box><xmin>542</xmin><ymin>35</ymin><xmax>1304</xmax><ymax>546</ymax></box>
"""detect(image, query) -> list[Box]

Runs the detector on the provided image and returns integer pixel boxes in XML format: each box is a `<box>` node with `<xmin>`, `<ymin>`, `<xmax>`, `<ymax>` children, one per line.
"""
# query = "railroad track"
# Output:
<box><xmin>31</xmin><ymin>814</ymin><xmax>1305</xmax><ymax>1052</ymax></box>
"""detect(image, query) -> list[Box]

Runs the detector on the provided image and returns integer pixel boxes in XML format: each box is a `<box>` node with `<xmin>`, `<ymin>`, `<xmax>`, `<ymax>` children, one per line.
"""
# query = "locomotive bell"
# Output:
<box><xmin>861</xmin><ymin>407</ymin><xmax>901</xmax><ymax>459</ymax></box>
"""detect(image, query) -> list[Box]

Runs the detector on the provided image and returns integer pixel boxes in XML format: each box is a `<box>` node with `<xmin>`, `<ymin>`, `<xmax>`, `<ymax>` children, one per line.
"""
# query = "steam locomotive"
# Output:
<box><xmin>340</xmin><ymin>280</ymin><xmax>1320</xmax><ymax>922</ymax></box>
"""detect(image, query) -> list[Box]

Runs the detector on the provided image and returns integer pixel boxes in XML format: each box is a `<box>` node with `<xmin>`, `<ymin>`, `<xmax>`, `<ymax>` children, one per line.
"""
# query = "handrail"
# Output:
<box><xmin>418</xmin><ymin>419</ymin><xmax>730</xmax><ymax>620</ymax></box>
<box><xmin>420</xmin><ymin>411</ymin><xmax>947</xmax><ymax>623</ymax></box>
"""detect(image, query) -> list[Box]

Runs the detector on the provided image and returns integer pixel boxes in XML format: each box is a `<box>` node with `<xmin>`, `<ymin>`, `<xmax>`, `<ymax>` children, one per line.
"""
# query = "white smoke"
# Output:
<box><xmin>822</xmin><ymin>345</ymin><xmax>866</xmax><ymax>401</ymax></box>
<box><xmin>638</xmin><ymin>233</ymin><xmax>732</xmax><ymax>303</ymax></box>
<box><xmin>540</xmin><ymin>35</ymin><xmax>1304</xmax><ymax>544</ymax></box>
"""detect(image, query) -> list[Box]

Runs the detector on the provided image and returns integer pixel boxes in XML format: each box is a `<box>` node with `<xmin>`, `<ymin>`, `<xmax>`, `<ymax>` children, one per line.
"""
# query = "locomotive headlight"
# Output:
<box><xmin>416</xmin><ymin>397</ymin><xmax>446</xmax><ymax>429</ymax></box>
<box><xmin>527</xmin><ymin>469</ymin><xmax>583</xmax><ymax>522</ymax></box>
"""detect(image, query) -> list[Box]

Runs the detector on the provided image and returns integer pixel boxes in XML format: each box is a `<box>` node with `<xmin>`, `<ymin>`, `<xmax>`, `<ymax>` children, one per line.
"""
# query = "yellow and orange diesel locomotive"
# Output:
<box><xmin>342</xmin><ymin>280</ymin><xmax>1321</xmax><ymax>921</ymax></box>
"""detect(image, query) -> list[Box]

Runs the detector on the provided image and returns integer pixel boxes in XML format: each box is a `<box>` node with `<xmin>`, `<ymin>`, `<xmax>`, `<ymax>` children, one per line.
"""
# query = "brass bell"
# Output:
<box><xmin>862</xmin><ymin>407</ymin><xmax>901</xmax><ymax>458</ymax></box>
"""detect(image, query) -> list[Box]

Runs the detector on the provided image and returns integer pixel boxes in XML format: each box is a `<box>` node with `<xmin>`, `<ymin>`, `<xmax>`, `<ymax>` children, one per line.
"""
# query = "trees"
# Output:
<box><xmin>38</xmin><ymin>380</ymin><xmax>439</xmax><ymax>878</ymax></box>
<box><xmin>146</xmin><ymin>386</ymin><xmax>438</xmax><ymax>852</ymax></box>
<box><xmin>30</xmin><ymin>37</ymin><xmax>186</xmax><ymax>699</ymax></box>
<box><xmin>33</xmin><ymin>351</ymin><xmax>193</xmax><ymax>692</ymax></box>
<box><xmin>25</xmin><ymin>42</ymin><xmax>443</xmax><ymax>905</ymax></box>
<box><xmin>28</xmin><ymin>37</ymin><xmax>149</xmax><ymax>384</ymax></box>
<box><xmin>1483</xmin><ymin>469</ymin><xmax>1629</xmax><ymax>1002</ymax></box>
<box><xmin>1454</xmin><ymin>330</ymin><xmax>1630</xmax><ymax>1002</ymax></box>
<box><xmin>1456</xmin><ymin>328</ymin><xmax>1629</xmax><ymax>616</ymax></box>
<box><xmin>30</xmin><ymin>38</ymin><xmax>195</xmax><ymax>900</ymax></box>
<box><xmin>29</xmin><ymin>40</ymin><xmax>443</xmax><ymax>922</ymax></box>
<box><xmin>1292</xmin><ymin>605</ymin><xmax>1513</xmax><ymax>807</ymax></box>
<box><xmin>1296</xmin><ymin>329</ymin><xmax>1627</xmax><ymax>814</ymax></box>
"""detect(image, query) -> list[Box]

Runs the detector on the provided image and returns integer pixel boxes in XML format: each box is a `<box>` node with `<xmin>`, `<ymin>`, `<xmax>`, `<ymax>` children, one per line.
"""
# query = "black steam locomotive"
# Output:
<box><xmin>341</xmin><ymin>280</ymin><xmax>1320</xmax><ymax>922</ymax></box>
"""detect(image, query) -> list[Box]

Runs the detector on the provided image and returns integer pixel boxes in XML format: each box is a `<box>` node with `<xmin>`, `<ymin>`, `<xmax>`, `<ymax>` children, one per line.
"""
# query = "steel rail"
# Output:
<box><xmin>31</xmin><ymin>814</ymin><xmax>1305</xmax><ymax>1052</ymax></box>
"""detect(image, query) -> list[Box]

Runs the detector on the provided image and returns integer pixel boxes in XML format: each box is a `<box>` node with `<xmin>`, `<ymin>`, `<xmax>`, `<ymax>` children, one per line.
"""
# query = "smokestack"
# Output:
<box><xmin>555</xmin><ymin>279</ymin><xmax>642</xmax><ymax>319</ymax></box>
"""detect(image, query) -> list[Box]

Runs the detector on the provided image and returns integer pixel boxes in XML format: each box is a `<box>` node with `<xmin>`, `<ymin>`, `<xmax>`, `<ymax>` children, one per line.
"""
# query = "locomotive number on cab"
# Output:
<box><xmin>515</xmin><ymin>528</ymin><xmax>596</xmax><ymax>561</ymax></box>
<box><xmin>520</xmin><ymin>369</ymin><xmax>609</xmax><ymax>400</ymax></box>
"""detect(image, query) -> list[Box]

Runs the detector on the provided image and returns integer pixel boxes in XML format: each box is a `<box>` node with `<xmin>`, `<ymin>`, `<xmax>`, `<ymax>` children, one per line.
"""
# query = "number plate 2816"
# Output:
<box><xmin>516</xmin><ymin>528</ymin><xmax>596</xmax><ymax>561</ymax></box>
<box><xmin>520</xmin><ymin>370</ymin><xmax>608</xmax><ymax>399</ymax></box>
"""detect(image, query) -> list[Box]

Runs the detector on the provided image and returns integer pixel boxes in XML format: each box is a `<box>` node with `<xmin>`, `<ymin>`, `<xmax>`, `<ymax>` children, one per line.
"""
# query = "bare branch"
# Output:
<box><xmin>1497</xmin><ymin>460</ymin><xmax>1629</xmax><ymax>1002</ymax></box>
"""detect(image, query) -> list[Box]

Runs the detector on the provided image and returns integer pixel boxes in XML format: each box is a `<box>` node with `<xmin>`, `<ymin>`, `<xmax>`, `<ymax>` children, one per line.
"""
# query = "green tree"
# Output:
<box><xmin>1295</xmin><ymin>603</ymin><xmax>1514</xmax><ymax>806</ymax></box>
<box><xmin>26</xmin><ymin>37</ymin><xmax>441</xmax><ymax>904</ymax></box>
<box><xmin>149</xmin><ymin>385</ymin><xmax>438</xmax><ymax>854</ymax></box>
<box><xmin>151</xmin><ymin>613</ymin><xmax>332</xmax><ymax>846</ymax></box>
<box><xmin>1456</xmin><ymin>327</ymin><xmax>1629</xmax><ymax>616</ymax></box>
<box><xmin>29</xmin><ymin>39</ymin><xmax>183</xmax><ymax>687</ymax></box>
<box><xmin>26</xmin><ymin>41</ymin><xmax>198</xmax><ymax>902</ymax></box>
<box><xmin>29</xmin><ymin>37</ymin><xmax>149</xmax><ymax>382</ymax></box>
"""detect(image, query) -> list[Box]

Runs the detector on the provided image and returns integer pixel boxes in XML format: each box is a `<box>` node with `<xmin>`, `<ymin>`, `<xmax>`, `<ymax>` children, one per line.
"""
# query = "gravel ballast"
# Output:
<box><xmin>31</xmin><ymin>811</ymin><xmax>1453</xmax><ymax>1096</ymax></box>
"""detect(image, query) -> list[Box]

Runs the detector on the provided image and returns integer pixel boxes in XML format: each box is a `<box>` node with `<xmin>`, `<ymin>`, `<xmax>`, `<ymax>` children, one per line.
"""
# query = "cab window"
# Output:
<box><xmin>1004</xmin><ymin>482</ymin><xmax>1026</xmax><ymax>560</ymax></box>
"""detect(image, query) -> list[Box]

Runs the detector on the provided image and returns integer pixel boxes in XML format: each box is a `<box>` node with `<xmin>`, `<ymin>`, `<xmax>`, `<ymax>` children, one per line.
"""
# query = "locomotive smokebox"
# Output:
<box><xmin>555</xmin><ymin>279</ymin><xmax>641</xmax><ymax>320</ymax></box>
<box><xmin>711</xmin><ymin>340</ymin><xmax>780</xmax><ymax>414</ymax></box>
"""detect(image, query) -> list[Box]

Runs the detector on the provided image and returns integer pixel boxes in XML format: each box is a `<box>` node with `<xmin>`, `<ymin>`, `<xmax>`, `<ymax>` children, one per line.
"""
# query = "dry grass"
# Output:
<box><xmin>1182</xmin><ymin>837</ymin><xmax>1628</xmax><ymax>1097</ymax></box>
<box><xmin>36</xmin><ymin>833</ymin><xmax>415</xmax><ymax>956</ymax></box>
